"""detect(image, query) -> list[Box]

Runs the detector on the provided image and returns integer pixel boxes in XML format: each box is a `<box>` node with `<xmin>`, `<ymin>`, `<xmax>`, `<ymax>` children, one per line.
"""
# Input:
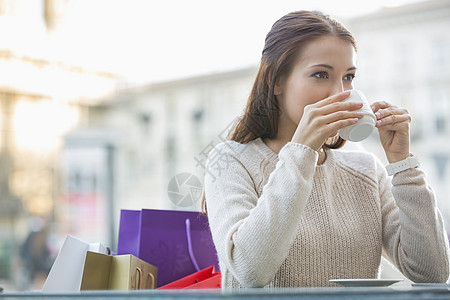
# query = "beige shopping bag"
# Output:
<box><xmin>109</xmin><ymin>255</ymin><xmax>157</xmax><ymax>289</ymax></box>
<box><xmin>80</xmin><ymin>251</ymin><xmax>157</xmax><ymax>290</ymax></box>
<box><xmin>79</xmin><ymin>251</ymin><xmax>112</xmax><ymax>290</ymax></box>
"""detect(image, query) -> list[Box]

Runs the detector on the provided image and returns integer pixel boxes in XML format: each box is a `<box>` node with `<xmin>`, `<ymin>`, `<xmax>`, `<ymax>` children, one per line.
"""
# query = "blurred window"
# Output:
<box><xmin>431</xmin><ymin>39</ymin><xmax>448</xmax><ymax>66</ymax></box>
<box><xmin>395</xmin><ymin>42</ymin><xmax>410</xmax><ymax>69</ymax></box>
<box><xmin>431</xmin><ymin>89</ymin><xmax>449</xmax><ymax>134</ymax></box>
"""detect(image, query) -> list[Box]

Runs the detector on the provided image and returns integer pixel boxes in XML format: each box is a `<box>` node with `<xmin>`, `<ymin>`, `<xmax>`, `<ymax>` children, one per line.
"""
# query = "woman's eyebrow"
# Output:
<box><xmin>310</xmin><ymin>64</ymin><xmax>334</xmax><ymax>70</ymax></box>
<box><xmin>309</xmin><ymin>64</ymin><xmax>357</xmax><ymax>71</ymax></box>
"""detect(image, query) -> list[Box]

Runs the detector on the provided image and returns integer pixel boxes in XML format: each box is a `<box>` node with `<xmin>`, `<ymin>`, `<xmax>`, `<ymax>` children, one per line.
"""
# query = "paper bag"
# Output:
<box><xmin>158</xmin><ymin>266</ymin><xmax>220</xmax><ymax>289</ymax></box>
<box><xmin>117</xmin><ymin>209</ymin><xmax>219</xmax><ymax>287</ymax></box>
<box><xmin>42</xmin><ymin>235</ymin><xmax>109</xmax><ymax>292</ymax></box>
<box><xmin>80</xmin><ymin>251</ymin><xmax>158</xmax><ymax>290</ymax></box>
<box><xmin>79</xmin><ymin>251</ymin><xmax>112</xmax><ymax>290</ymax></box>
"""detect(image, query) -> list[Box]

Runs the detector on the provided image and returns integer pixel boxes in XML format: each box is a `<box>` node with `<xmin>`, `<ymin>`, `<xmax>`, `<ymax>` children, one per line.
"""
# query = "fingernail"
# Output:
<box><xmin>375</xmin><ymin>112</ymin><xmax>381</xmax><ymax>118</ymax></box>
<box><xmin>371</xmin><ymin>106</ymin><xmax>375</xmax><ymax>111</ymax></box>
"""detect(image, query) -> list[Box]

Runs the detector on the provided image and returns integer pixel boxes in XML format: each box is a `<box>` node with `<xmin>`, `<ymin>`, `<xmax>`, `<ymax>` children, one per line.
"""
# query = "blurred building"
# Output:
<box><xmin>1</xmin><ymin>0</ymin><xmax>449</xmax><ymax>292</ymax></box>
<box><xmin>88</xmin><ymin>0</ymin><xmax>450</xmax><ymax>230</ymax></box>
<box><xmin>0</xmin><ymin>0</ymin><xmax>119</xmax><ymax>290</ymax></box>
<box><xmin>86</xmin><ymin>68</ymin><xmax>256</xmax><ymax>217</ymax></box>
<box><xmin>345</xmin><ymin>0</ymin><xmax>450</xmax><ymax>221</ymax></box>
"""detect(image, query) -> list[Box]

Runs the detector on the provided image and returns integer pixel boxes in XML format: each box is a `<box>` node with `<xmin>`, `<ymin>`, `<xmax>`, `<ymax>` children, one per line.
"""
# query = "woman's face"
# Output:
<box><xmin>275</xmin><ymin>35</ymin><xmax>357</xmax><ymax>133</ymax></box>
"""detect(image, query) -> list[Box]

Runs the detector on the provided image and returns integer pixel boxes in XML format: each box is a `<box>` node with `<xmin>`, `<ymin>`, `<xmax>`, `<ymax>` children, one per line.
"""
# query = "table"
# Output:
<box><xmin>1</xmin><ymin>286</ymin><xmax>450</xmax><ymax>300</ymax></box>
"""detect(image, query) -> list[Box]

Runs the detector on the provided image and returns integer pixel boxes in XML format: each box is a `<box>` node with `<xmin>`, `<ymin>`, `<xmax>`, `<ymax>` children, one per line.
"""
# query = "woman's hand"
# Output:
<box><xmin>291</xmin><ymin>91</ymin><xmax>364</xmax><ymax>151</ymax></box>
<box><xmin>371</xmin><ymin>101</ymin><xmax>411</xmax><ymax>163</ymax></box>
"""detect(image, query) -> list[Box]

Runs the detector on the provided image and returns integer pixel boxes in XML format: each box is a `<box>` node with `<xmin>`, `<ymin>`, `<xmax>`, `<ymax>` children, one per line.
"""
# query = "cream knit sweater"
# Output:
<box><xmin>204</xmin><ymin>138</ymin><xmax>450</xmax><ymax>288</ymax></box>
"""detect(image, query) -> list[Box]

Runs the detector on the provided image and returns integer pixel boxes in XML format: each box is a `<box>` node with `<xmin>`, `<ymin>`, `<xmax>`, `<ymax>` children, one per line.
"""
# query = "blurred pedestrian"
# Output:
<box><xmin>19</xmin><ymin>217</ymin><xmax>53</xmax><ymax>290</ymax></box>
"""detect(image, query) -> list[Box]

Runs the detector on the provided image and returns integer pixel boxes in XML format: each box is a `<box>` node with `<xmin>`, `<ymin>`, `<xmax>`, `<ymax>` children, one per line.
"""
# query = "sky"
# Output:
<box><xmin>40</xmin><ymin>0</ymin><xmax>427</xmax><ymax>84</ymax></box>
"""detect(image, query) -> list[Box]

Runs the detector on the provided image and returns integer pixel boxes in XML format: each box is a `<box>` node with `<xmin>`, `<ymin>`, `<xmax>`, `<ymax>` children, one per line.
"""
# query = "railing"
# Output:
<box><xmin>1</xmin><ymin>286</ymin><xmax>450</xmax><ymax>300</ymax></box>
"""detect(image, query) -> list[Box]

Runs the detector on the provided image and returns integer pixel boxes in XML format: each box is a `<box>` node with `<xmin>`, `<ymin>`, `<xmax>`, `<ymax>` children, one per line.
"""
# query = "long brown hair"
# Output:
<box><xmin>202</xmin><ymin>10</ymin><xmax>357</xmax><ymax>215</ymax></box>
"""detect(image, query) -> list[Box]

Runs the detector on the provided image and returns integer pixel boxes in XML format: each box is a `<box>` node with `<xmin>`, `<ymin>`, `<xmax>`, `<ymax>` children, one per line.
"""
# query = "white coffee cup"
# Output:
<box><xmin>338</xmin><ymin>90</ymin><xmax>376</xmax><ymax>142</ymax></box>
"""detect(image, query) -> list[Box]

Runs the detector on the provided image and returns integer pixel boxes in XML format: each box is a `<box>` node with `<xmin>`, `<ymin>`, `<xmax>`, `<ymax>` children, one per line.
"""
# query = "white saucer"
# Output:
<box><xmin>329</xmin><ymin>279</ymin><xmax>403</xmax><ymax>287</ymax></box>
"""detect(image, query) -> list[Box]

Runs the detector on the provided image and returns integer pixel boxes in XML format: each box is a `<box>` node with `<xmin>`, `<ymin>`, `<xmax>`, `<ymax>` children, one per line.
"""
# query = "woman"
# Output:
<box><xmin>203</xmin><ymin>10</ymin><xmax>449</xmax><ymax>288</ymax></box>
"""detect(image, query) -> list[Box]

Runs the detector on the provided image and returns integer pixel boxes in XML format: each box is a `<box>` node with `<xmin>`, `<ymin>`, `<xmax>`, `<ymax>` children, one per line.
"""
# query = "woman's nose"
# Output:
<box><xmin>331</xmin><ymin>80</ymin><xmax>346</xmax><ymax>96</ymax></box>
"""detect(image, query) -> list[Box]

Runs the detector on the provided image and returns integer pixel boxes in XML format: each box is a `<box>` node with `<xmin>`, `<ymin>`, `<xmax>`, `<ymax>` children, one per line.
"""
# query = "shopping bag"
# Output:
<box><xmin>109</xmin><ymin>254</ymin><xmax>157</xmax><ymax>290</ymax></box>
<box><xmin>80</xmin><ymin>251</ymin><xmax>158</xmax><ymax>290</ymax></box>
<box><xmin>117</xmin><ymin>209</ymin><xmax>219</xmax><ymax>287</ymax></box>
<box><xmin>157</xmin><ymin>266</ymin><xmax>221</xmax><ymax>289</ymax></box>
<box><xmin>79</xmin><ymin>251</ymin><xmax>112</xmax><ymax>290</ymax></box>
<box><xmin>42</xmin><ymin>235</ymin><xmax>109</xmax><ymax>292</ymax></box>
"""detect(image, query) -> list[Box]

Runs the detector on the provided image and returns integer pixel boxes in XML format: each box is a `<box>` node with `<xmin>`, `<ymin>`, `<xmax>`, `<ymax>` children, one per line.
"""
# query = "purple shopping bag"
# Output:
<box><xmin>117</xmin><ymin>209</ymin><xmax>219</xmax><ymax>287</ymax></box>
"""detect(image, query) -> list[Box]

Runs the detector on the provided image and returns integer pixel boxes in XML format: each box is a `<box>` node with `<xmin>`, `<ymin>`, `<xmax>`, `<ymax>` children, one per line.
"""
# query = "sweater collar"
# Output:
<box><xmin>252</xmin><ymin>137</ymin><xmax>336</xmax><ymax>177</ymax></box>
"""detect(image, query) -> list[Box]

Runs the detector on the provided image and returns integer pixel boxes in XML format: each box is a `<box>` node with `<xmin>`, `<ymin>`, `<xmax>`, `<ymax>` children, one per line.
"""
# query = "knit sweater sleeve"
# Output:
<box><xmin>379</xmin><ymin>160</ymin><xmax>450</xmax><ymax>283</ymax></box>
<box><xmin>204</xmin><ymin>141</ymin><xmax>318</xmax><ymax>287</ymax></box>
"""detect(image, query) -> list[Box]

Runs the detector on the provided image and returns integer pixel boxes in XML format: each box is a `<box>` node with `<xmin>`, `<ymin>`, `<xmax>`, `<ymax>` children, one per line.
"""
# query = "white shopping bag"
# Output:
<box><xmin>42</xmin><ymin>235</ymin><xmax>109</xmax><ymax>292</ymax></box>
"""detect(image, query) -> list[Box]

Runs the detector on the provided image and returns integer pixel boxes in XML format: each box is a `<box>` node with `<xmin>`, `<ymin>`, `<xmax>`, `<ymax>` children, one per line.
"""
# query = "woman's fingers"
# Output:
<box><xmin>376</xmin><ymin>114</ymin><xmax>411</xmax><ymax>127</ymax></box>
<box><xmin>371</xmin><ymin>101</ymin><xmax>406</xmax><ymax>114</ymax></box>
<box><xmin>321</xmin><ymin>110</ymin><xmax>365</xmax><ymax>125</ymax></box>
<box><xmin>373</xmin><ymin>105</ymin><xmax>411</xmax><ymax>127</ymax></box>
<box><xmin>370</xmin><ymin>100</ymin><xmax>391</xmax><ymax>112</ymax></box>
<box><xmin>307</xmin><ymin>92</ymin><xmax>363</xmax><ymax>119</ymax></box>
<box><xmin>294</xmin><ymin>91</ymin><xmax>358</xmax><ymax>150</ymax></box>
<box><xmin>302</xmin><ymin>92</ymin><xmax>366</xmax><ymax>138</ymax></box>
<box><xmin>327</xmin><ymin>117</ymin><xmax>361</xmax><ymax>132</ymax></box>
<box><xmin>377</xmin><ymin>120</ymin><xmax>411</xmax><ymax>132</ymax></box>
<box><xmin>315</xmin><ymin>90</ymin><xmax>351</xmax><ymax>108</ymax></box>
<box><xmin>371</xmin><ymin>100</ymin><xmax>411</xmax><ymax>162</ymax></box>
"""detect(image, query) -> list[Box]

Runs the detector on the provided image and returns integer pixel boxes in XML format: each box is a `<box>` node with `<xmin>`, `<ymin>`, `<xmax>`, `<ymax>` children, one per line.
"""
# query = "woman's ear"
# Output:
<box><xmin>274</xmin><ymin>78</ymin><xmax>283</xmax><ymax>95</ymax></box>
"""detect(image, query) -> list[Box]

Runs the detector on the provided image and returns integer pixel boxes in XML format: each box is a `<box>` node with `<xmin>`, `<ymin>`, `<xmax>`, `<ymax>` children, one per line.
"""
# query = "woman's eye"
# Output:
<box><xmin>313</xmin><ymin>72</ymin><xmax>328</xmax><ymax>79</ymax></box>
<box><xmin>344</xmin><ymin>74</ymin><xmax>356</xmax><ymax>82</ymax></box>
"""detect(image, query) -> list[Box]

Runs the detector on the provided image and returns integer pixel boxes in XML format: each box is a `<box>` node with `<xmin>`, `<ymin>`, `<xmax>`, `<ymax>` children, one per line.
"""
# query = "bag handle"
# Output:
<box><xmin>135</xmin><ymin>267</ymin><xmax>156</xmax><ymax>289</ymax></box>
<box><xmin>145</xmin><ymin>272</ymin><xmax>156</xmax><ymax>289</ymax></box>
<box><xmin>135</xmin><ymin>267</ymin><xmax>142</xmax><ymax>289</ymax></box>
<box><xmin>185</xmin><ymin>218</ymin><xmax>200</xmax><ymax>272</ymax></box>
